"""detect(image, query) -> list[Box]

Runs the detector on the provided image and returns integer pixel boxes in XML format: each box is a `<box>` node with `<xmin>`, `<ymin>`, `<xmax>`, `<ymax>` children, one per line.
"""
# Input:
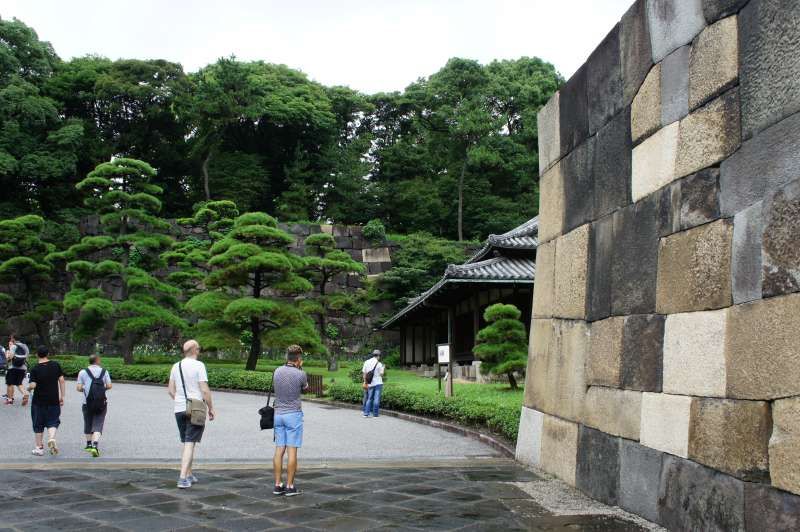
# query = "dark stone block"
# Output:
<box><xmin>288</xmin><ymin>224</ymin><xmax>311</xmax><ymax>236</ymax></box>
<box><xmin>562</xmin><ymin>137</ymin><xmax>595</xmax><ymax>233</ymax></box>
<box><xmin>658</xmin><ymin>455</ymin><xmax>745</xmax><ymax>531</ymax></box>
<box><xmin>559</xmin><ymin>64</ymin><xmax>589</xmax><ymax>157</ymax></box>
<box><xmin>587</xmin><ymin>24</ymin><xmax>624</xmax><ymax>135</ymax></box>
<box><xmin>744</xmin><ymin>483</ymin><xmax>800</xmax><ymax>532</ymax></box>
<box><xmin>334</xmin><ymin>236</ymin><xmax>353</xmax><ymax>248</ymax></box>
<box><xmin>661</xmin><ymin>45</ymin><xmax>690</xmax><ymax>126</ymax></box>
<box><xmin>367</xmin><ymin>262</ymin><xmax>384</xmax><ymax>274</ymax></box>
<box><xmin>306</xmin><ymin>224</ymin><xmax>322</xmax><ymax>234</ymax></box>
<box><xmin>621</xmin><ymin>314</ymin><xmax>664</xmax><ymax>392</ymax></box>
<box><xmin>593</xmin><ymin>107</ymin><xmax>631</xmax><ymax>218</ymax></box>
<box><xmin>621</xmin><ymin>0</ymin><xmax>654</xmax><ymax>106</ymax></box>
<box><xmin>739</xmin><ymin>0</ymin><xmax>800</xmax><ymax>139</ymax></box>
<box><xmin>351</xmin><ymin>236</ymin><xmax>367</xmax><ymax>249</ymax></box>
<box><xmin>703</xmin><ymin>0</ymin><xmax>748</xmax><ymax>23</ymax></box>
<box><xmin>619</xmin><ymin>440</ymin><xmax>663</xmax><ymax>524</ymax></box>
<box><xmin>761</xmin><ymin>177</ymin><xmax>800</xmax><ymax>298</ymax></box>
<box><xmin>655</xmin><ymin>181</ymin><xmax>681</xmax><ymax>237</ymax></box>
<box><xmin>720</xmin><ymin>111</ymin><xmax>800</xmax><ymax>216</ymax></box>
<box><xmin>611</xmin><ymin>198</ymin><xmax>659</xmax><ymax>315</ymax></box>
<box><xmin>576</xmin><ymin>426</ymin><xmax>620</xmax><ymax>506</ymax></box>
<box><xmin>348</xmin><ymin>225</ymin><xmax>363</xmax><ymax>237</ymax></box>
<box><xmin>346</xmin><ymin>249</ymin><xmax>362</xmax><ymax>261</ymax></box>
<box><xmin>332</xmin><ymin>225</ymin><xmax>349</xmax><ymax>237</ymax></box>
<box><xmin>587</xmin><ymin>214</ymin><xmax>613</xmax><ymax>322</ymax></box>
<box><xmin>680</xmin><ymin>168</ymin><xmax>720</xmax><ymax>230</ymax></box>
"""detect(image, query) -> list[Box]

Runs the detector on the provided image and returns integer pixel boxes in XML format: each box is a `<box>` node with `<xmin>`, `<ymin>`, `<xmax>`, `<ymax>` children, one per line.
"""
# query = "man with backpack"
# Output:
<box><xmin>362</xmin><ymin>349</ymin><xmax>385</xmax><ymax>418</ymax></box>
<box><xmin>5</xmin><ymin>336</ymin><xmax>30</xmax><ymax>406</ymax></box>
<box><xmin>76</xmin><ymin>354</ymin><xmax>112</xmax><ymax>457</ymax></box>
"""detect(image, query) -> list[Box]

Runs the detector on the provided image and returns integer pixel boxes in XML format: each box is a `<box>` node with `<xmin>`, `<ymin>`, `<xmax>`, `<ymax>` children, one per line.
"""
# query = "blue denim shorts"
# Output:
<box><xmin>274</xmin><ymin>411</ymin><xmax>304</xmax><ymax>448</ymax></box>
<box><xmin>31</xmin><ymin>404</ymin><xmax>61</xmax><ymax>433</ymax></box>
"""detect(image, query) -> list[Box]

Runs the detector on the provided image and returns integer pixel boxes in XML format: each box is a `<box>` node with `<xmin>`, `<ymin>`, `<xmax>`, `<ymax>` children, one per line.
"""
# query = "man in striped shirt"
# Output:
<box><xmin>272</xmin><ymin>345</ymin><xmax>309</xmax><ymax>497</ymax></box>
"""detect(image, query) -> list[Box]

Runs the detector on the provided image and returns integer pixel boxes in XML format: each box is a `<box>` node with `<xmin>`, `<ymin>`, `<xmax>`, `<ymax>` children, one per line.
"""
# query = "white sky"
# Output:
<box><xmin>1</xmin><ymin>0</ymin><xmax>633</xmax><ymax>94</ymax></box>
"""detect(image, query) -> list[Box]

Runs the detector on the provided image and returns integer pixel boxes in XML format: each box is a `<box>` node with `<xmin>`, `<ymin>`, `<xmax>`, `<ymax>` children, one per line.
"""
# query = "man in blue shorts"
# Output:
<box><xmin>272</xmin><ymin>345</ymin><xmax>309</xmax><ymax>497</ymax></box>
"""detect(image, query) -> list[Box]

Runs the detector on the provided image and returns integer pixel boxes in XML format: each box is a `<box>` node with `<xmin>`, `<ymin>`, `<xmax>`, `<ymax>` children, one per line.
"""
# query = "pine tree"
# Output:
<box><xmin>49</xmin><ymin>158</ymin><xmax>186</xmax><ymax>362</ymax></box>
<box><xmin>473</xmin><ymin>303</ymin><xmax>527</xmax><ymax>389</ymax></box>
<box><xmin>186</xmin><ymin>212</ymin><xmax>322</xmax><ymax>370</ymax></box>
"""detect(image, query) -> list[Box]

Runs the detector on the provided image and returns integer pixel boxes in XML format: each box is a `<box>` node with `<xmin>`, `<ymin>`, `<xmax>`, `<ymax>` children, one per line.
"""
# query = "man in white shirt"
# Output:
<box><xmin>168</xmin><ymin>339</ymin><xmax>215</xmax><ymax>489</ymax></box>
<box><xmin>76</xmin><ymin>354</ymin><xmax>112</xmax><ymax>457</ymax></box>
<box><xmin>362</xmin><ymin>349</ymin><xmax>385</xmax><ymax>418</ymax></box>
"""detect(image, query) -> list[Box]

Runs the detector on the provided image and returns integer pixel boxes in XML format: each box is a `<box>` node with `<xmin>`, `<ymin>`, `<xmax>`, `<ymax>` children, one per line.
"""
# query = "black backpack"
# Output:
<box><xmin>85</xmin><ymin>368</ymin><xmax>108</xmax><ymax>414</ymax></box>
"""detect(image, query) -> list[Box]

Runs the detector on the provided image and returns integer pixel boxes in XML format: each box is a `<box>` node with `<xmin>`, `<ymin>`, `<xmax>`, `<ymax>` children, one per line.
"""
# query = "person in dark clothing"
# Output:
<box><xmin>5</xmin><ymin>335</ymin><xmax>30</xmax><ymax>406</ymax></box>
<box><xmin>28</xmin><ymin>346</ymin><xmax>65</xmax><ymax>456</ymax></box>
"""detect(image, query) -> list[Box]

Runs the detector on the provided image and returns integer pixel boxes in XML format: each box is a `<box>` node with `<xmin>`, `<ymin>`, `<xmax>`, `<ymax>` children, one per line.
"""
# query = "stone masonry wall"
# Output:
<box><xmin>517</xmin><ymin>1</ymin><xmax>800</xmax><ymax>530</ymax></box>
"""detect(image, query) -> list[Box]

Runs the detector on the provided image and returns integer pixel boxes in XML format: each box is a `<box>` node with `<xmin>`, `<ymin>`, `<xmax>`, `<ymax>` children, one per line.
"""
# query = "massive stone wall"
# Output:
<box><xmin>517</xmin><ymin>0</ymin><xmax>800</xmax><ymax>529</ymax></box>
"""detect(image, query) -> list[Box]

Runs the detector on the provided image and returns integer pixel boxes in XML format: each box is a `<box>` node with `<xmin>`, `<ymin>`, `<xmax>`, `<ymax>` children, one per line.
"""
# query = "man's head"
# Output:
<box><xmin>286</xmin><ymin>345</ymin><xmax>303</xmax><ymax>365</ymax></box>
<box><xmin>372</xmin><ymin>349</ymin><xmax>381</xmax><ymax>359</ymax></box>
<box><xmin>36</xmin><ymin>346</ymin><xmax>49</xmax><ymax>359</ymax></box>
<box><xmin>89</xmin><ymin>354</ymin><xmax>101</xmax><ymax>366</ymax></box>
<box><xmin>183</xmin><ymin>339</ymin><xmax>200</xmax><ymax>358</ymax></box>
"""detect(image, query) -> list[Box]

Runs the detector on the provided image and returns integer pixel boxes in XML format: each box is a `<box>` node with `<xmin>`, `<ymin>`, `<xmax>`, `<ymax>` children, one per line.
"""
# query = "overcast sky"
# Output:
<box><xmin>2</xmin><ymin>0</ymin><xmax>633</xmax><ymax>94</ymax></box>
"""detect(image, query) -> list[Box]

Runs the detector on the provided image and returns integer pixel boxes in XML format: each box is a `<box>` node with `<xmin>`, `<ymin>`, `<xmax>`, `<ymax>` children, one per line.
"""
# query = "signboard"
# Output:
<box><xmin>437</xmin><ymin>343</ymin><xmax>450</xmax><ymax>364</ymax></box>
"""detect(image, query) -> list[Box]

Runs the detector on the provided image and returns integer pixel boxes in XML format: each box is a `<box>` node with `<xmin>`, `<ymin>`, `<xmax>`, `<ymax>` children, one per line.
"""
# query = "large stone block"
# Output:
<box><xmin>362</xmin><ymin>247</ymin><xmax>391</xmax><ymax>262</ymax></box>
<box><xmin>524</xmin><ymin>319</ymin><xmax>553</xmax><ymax>411</ymax></box>
<box><xmin>658</xmin><ymin>455</ymin><xmax>745</xmax><ymax>531</ymax></box>
<box><xmin>647</xmin><ymin>0</ymin><xmax>706</xmax><ymax>62</ymax></box>
<box><xmin>593</xmin><ymin>108</ymin><xmax>631</xmax><ymax>219</ymax></box>
<box><xmin>619</xmin><ymin>440</ymin><xmax>663</xmax><ymax>524</ymax></box>
<box><xmin>656</xmin><ymin>219</ymin><xmax>733</xmax><ymax>313</ymax></box>
<box><xmin>620</xmin><ymin>314</ymin><xmax>664</xmax><ymax>392</ymax></box>
<box><xmin>679</xmin><ymin>167</ymin><xmax>720</xmax><ymax>230</ymax></box>
<box><xmin>769</xmin><ymin>396</ymin><xmax>800</xmax><ymax>495</ymax></box>
<box><xmin>537</xmin><ymin>92</ymin><xmax>560</xmax><ymax>175</ymax></box>
<box><xmin>553</xmin><ymin>225</ymin><xmax>589</xmax><ymax>320</ymax></box>
<box><xmin>576</xmin><ymin>426</ymin><xmax>621</xmax><ymax>506</ymax></box>
<box><xmin>620</xmin><ymin>0</ymin><xmax>654</xmax><ymax>106</ymax></box>
<box><xmin>655</xmin><ymin>180</ymin><xmax>681</xmax><ymax>237</ymax></box>
<box><xmin>660</xmin><ymin>45</ymin><xmax>690</xmax><ymax>126</ymax></box>
<box><xmin>640</xmin><ymin>392</ymin><xmax>692</xmax><ymax>457</ymax></box>
<box><xmin>587</xmin><ymin>214</ymin><xmax>613</xmax><ymax>321</ymax></box>
<box><xmin>703</xmin><ymin>0</ymin><xmax>748</xmax><ymax>23</ymax></box>
<box><xmin>561</xmin><ymin>138</ymin><xmax>595</xmax><ymax>233</ymax></box>
<box><xmin>720</xmin><ymin>111</ymin><xmax>800</xmax><ymax>217</ymax></box>
<box><xmin>689</xmin><ymin>15</ymin><xmax>739</xmax><ymax>110</ymax></box>
<box><xmin>688</xmin><ymin>398</ymin><xmax>771</xmax><ymax>481</ymax></box>
<box><xmin>663</xmin><ymin>309</ymin><xmax>728</xmax><ymax>397</ymax></box>
<box><xmin>539</xmin><ymin>414</ymin><xmax>578</xmax><ymax>485</ymax></box>
<box><xmin>610</xmin><ymin>198</ymin><xmax>659</xmax><ymax>315</ymax></box>
<box><xmin>761</xmin><ymin>178</ymin><xmax>800</xmax><ymax>298</ymax></box>
<box><xmin>725</xmin><ymin>293</ymin><xmax>800</xmax><ymax>399</ymax></box>
<box><xmin>559</xmin><ymin>64</ymin><xmax>589</xmax><ymax>157</ymax></box>
<box><xmin>515</xmin><ymin>406</ymin><xmax>544</xmax><ymax>467</ymax></box>
<box><xmin>532</xmin><ymin>240</ymin><xmax>555</xmax><ymax>318</ymax></box>
<box><xmin>582</xmin><ymin>386</ymin><xmax>642</xmax><ymax>440</ymax></box>
<box><xmin>739</xmin><ymin>0</ymin><xmax>800</xmax><ymax>138</ymax></box>
<box><xmin>538</xmin><ymin>161</ymin><xmax>565</xmax><ymax>244</ymax></box>
<box><xmin>631</xmin><ymin>120</ymin><xmax>679</xmax><ymax>201</ymax></box>
<box><xmin>675</xmin><ymin>88</ymin><xmax>741</xmax><ymax>179</ymax></box>
<box><xmin>587</xmin><ymin>24</ymin><xmax>623</xmax><ymax>135</ymax></box>
<box><xmin>744</xmin><ymin>483</ymin><xmax>800</xmax><ymax>532</ymax></box>
<box><xmin>631</xmin><ymin>63</ymin><xmax>661</xmax><ymax>144</ymax></box>
<box><xmin>586</xmin><ymin>316</ymin><xmax>624</xmax><ymax>387</ymax></box>
<box><xmin>732</xmin><ymin>201</ymin><xmax>763</xmax><ymax>304</ymax></box>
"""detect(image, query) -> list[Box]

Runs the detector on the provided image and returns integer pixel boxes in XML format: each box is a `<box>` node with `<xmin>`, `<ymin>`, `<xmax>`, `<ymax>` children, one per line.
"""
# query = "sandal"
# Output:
<box><xmin>47</xmin><ymin>439</ymin><xmax>58</xmax><ymax>455</ymax></box>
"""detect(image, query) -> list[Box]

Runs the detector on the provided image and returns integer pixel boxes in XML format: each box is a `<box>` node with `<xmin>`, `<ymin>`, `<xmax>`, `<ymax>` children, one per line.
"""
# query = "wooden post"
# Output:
<box><xmin>446</xmin><ymin>307</ymin><xmax>455</xmax><ymax>397</ymax></box>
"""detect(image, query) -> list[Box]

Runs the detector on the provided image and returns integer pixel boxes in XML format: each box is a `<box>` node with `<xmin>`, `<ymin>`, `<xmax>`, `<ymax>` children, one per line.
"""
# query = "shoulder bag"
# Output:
<box><xmin>258</xmin><ymin>385</ymin><xmax>274</xmax><ymax>430</ymax></box>
<box><xmin>179</xmin><ymin>361</ymin><xmax>207</xmax><ymax>426</ymax></box>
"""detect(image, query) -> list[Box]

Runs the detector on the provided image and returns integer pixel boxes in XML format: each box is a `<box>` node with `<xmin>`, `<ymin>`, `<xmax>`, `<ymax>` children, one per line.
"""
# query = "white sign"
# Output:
<box><xmin>437</xmin><ymin>344</ymin><xmax>450</xmax><ymax>364</ymax></box>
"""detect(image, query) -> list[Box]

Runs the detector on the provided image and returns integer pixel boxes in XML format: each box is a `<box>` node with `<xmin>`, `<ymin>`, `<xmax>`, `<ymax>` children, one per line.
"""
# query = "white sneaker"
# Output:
<box><xmin>31</xmin><ymin>447</ymin><xmax>44</xmax><ymax>456</ymax></box>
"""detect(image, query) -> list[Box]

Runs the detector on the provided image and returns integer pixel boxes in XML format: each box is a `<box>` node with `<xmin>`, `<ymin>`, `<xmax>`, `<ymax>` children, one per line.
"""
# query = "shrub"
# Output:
<box><xmin>348</xmin><ymin>365</ymin><xmax>363</xmax><ymax>383</ymax></box>
<box><xmin>362</xmin><ymin>219</ymin><xmax>386</xmax><ymax>243</ymax></box>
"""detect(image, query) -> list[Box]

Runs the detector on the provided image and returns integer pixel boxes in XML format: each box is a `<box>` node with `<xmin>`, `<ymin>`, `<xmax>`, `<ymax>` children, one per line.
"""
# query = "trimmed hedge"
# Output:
<box><xmin>327</xmin><ymin>381</ymin><xmax>520</xmax><ymax>442</ymax></box>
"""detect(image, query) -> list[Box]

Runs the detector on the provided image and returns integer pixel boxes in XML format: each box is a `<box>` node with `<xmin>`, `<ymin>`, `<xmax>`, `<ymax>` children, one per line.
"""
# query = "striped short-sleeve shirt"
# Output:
<box><xmin>273</xmin><ymin>365</ymin><xmax>308</xmax><ymax>415</ymax></box>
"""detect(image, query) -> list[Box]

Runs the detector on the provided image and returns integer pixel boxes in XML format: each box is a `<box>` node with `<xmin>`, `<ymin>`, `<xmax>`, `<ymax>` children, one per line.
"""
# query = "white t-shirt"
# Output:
<box><xmin>77</xmin><ymin>365</ymin><xmax>112</xmax><ymax>405</ymax></box>
<box><xmin>170</xmin><ymin>358</ymin><xmax>208</xmax><ymax>413</ymax></box>
<box><xmin>362</xmin><ymin>357</ymin><xmax>384</xmax><ymax>387</ymax></box>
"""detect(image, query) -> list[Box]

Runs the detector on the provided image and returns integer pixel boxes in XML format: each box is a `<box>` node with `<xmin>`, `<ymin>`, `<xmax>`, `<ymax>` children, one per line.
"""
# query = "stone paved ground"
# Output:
<box><xmin>0</xmin><ymin>462</ymin><xmax>660</xmax><ymax>531</ymax></box>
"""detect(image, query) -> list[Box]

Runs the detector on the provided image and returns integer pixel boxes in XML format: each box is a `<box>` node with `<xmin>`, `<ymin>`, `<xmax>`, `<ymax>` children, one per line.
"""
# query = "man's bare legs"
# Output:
<box><xmin>273</xmin><ymin>446</ymin><xmax>286</xmax><ymax>486</ymax></box>
<box><xmin>180</xmin><ymin>443</ymin><xmax>195</xmax><ymax>479</ymax></box>
<box><xmin>286</xmin><ymin>447</ymin><xmax>299</xmax><ymax>487</ymax></box>
<box><xmin>34</xmin><ymin>432</ymin><xmax>43</xmax><ymax>448</ymax></box>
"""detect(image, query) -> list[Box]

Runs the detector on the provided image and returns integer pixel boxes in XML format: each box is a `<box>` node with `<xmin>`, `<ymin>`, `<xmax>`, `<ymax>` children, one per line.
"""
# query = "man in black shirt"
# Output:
<box><xmin>28</xmin><ymin>347</ymin><xmax>65</xmax><ymax>456</ymax></box>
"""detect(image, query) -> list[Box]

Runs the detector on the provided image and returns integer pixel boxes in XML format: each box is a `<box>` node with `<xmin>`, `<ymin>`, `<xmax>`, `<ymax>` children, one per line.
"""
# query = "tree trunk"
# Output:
<box><xmin>245</xmin><ymin>272</ymin><xmax>262</xmax><ymax>371</ymax></box>
<box><xmin>121</xmin><ymin>334</ymin><xmax>135</xmax><ymax>365</ymax></box>
<box><xmin>202</xmin><ymin>150</ymin><xmax>213</xmax><ymax>201</ymax></box>
<box><xmin>507</xmin><ymin>371</ymin><xmax>518</xmax><ymax>390</ymax></box>
<box><xmin>458</xmin><ymin>161</ymin><xmax>466</xmax><ymax>241</ymax></box>
<box><xmin>34</xmin><ymin>321</ymin><xmax>51</xmax><ymax>352</ymax></box>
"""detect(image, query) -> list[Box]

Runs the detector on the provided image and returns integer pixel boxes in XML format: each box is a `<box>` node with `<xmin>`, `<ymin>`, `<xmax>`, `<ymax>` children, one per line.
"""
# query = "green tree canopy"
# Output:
<box><xmin>473</xmin><ymin>303</ymin><xmax>527</xmax><ymax>389</ymax></box>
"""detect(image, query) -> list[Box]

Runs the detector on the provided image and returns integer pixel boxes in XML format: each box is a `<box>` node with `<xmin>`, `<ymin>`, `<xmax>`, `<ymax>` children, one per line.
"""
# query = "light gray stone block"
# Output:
<box><xmin>640</xmin><ymin>392</ymin><xmax>692</xmax><ymax>457</ymax></box>
<box><xmin>631</xmin><ymin>63</ymin><xmax>661</xmax><ymax>144</ymax></box>
<box><xmin>663</xmin><ymin>309</ymin><xmax>728</xmax><ymax>397</ymax></box>
<box><xmin>515</xmin><ymin>406</ymin><xmax>544</xmax><ymax>467</ymax></box>
<box><xmin>621</xmin><ymin>0</ymin><xmax>654</xmax><ymax>106</ymax></box>
<box><xmin>688</xmin><ymin>15</ymin><xmax>739</xmax><ymax>110</ymax></box>
<box><xmin>619</xmin><ymin>440</ymin><xmax>662</xmax><ymax>523</ymax></box>
<box><xmin>538</xmin><ymin>161</ymin><xmax>565</xmax><ymax>244</ymax></box>
<box><xmin>632</xmin><ymin>120</ymin><xmax>679</xmax><ymax>202</ymax></box>
<box><xmin>540</xmin><ymin>413</ymin><xmax>579</xmax><ymax>485</ymax></box>
<box><xmin>537</xmin><ymin>92</ymin><xmax>560</xmax><ymax>174</ymax></box>
<box><xmin>582</xmin><ymin>386</ymin><xmax>642</xmax><ymax>440</ymax></box>
<box><xmin>646</xmin><ymin>0</ymin><xmax>706</xmax><ymax>62</ymax></box>
<box><xmin>732</xmin><ymin>201</ymin><xmax>763</xmax><ymax>304</ymax></box>
<box><xmin>660</xmin><ymin>45</ymin><xmax>690</xmax><ymax>126</ymax></box>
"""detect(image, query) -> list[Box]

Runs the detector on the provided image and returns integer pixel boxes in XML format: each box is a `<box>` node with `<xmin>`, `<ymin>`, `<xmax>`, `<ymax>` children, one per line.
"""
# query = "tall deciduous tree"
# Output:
<box><xmin>473</xmin><ymin>303</ymin><xmax>527</xmax><ymax>389</ymax></box>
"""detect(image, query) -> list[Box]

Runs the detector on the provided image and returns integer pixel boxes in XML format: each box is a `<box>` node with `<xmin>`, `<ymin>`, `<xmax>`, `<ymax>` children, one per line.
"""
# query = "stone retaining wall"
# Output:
<box><xmin>517</xmin><ymin>1</ymin><xmax>800</xmax><ymax>529</ymax></box>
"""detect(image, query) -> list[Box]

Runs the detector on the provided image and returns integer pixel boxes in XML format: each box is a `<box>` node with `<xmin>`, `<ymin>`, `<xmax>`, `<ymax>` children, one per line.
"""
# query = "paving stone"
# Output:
<box><xmin>576</xmin><ymin>425</ymin><xmax>621</xmax><ymax>506</ymax></box>
<box><xmin>689</xmin><ymin>15</ymin><xmax>738</xmax><ymax>110</ymax></box>
<box><xmin>663</xmin><ymin>308</ymin><xmax>728</xmax><ymax>396</ymax></box>
<box><xmin>587</xmin><ymin>24</ymin><xmax>623</xmax><ymax>135</ymax></box>
<box><xmin>744</xmin><ymin>479</ymin><xmax>800</xmax><ymax>530</ymax></box>
<box><xmin>305</xmin><ymin>515</ymin><xmax>382</xmax><ymax>532</ymax></box>
<box><xmin>660</xmin><ymin>45</ymin><xmax>690</xmax><ymax>126</ymax></box>
<box><xmin>538</xmin><ymin>161</ymin><xmax>565</xmax><ymax>244</ymax></box>
<box><xmin>655</xmin><ymin>180</ymin><xmax>681</xmax><ymax>237</ymax></box>
<box><xmin>610</xmin><ymin>199</ymin><xmax>659</xmax><ymax>315</ymax></box>
<box><xmin>739</xmin><ymin>0</ymin><xmax>800</xmax><ymax>138</ymax></box>
<box><xmin>761</xmin><ymin>177</ymin><xmax>800</xmax><ymax>298</ymax></box>
<box><xmin>619</xmin><ymin>440</ymin><xmax>663</xmax><ymax>523</ymax></box>
<box><xmin>640</xmin><ymin>392</ymin><xmax>692</xmax><ymax>457</ymax></box>
<box><xmin>676</xmin><ymin>88</ymin><xmax>741</xmax><ymax>178</ymax></box>
<box><xmin>656</xmin><ymin>219</ymin><xmax>733</xmax><ymax>314</ymax></box>
<box><xmin>538</xmin><ymin>92</ymin><xmax>561</xmax><ymax>174</ymax></box>
<box><xmin>25</xmin><ymin>516</ymin><xmax>104</xmax><ymax>531</ymax></box>
<box><xmin>620</xmin><ymin>313</ymin><xmax>664</xmax><ymax>392</ymax></box>
<box><xmin>631</xmin><ymin>120</ymin><xmax>679</xmax><ymax>201</ymax></box>
<box><xmin>688</xmin><ymin>397</ymin><xmax>771</xmax><ymax>481</ymax></box>
<box><xmin>769</xmin><ymin>395</ymin><xmax>800</xmax><ymax>495</ymax></box>
<box><xmin>621</xmin><ymin>0</ymin><xmax>654</xmax><ymax>106</ymax></box>
<box><xmin>646</xmin><ymin>0</ymin><xmax>706</xmax><ymax>62</ymax></box>
<box><xmin>679</xmin><ymin>167</ymin><xmax>720</xmax><ymax>230</ymax></box>
<box><xmin>582</xmin><ymin>386</ymin><xmax>642</xmax><ymax>440</ymax></box>
<box><xmin>593</xmin><ymin>108</ymin><xmax>631</xmax><ymax>219</ymax></box>
<box><xmin>515</xmin><ymin>406</ymin><xmax>544</xmax><ymax>467</ymax></box>
<box><xmin>725</xmin><ymin>293</ymin><xmax>800</xmax><ymax>399</ymax></box>
<box><xmin>732</xmin><ymin>201</ymin><xmax>763</xmax><ymax>303</ymax></box>
<box><xmin>562</xmin><ymin>138</ymin><xmax>595</xmax><ymax>234</ymax></box>
<box><xmin>657</xmin><ymin>454</ymin><xmax>745</xmax><ymax>531</ymax></box>
<box><xmin>532</xmin><ymin>240</ymin><xmax>555</xmax><ymax>318</ymax></box>
<box><xmin>559</xmin><ymin>64</ymin><xmax>589</xmax><ymax>157</ymax></box>
<box><xmin>553</xmin><ymin>224</ymin><xmax>590</xmax><ymax>319</ymax></box>
<box><xmin>586</xmin><ymin>316</ymin><xmax>624</xmax><ymax>387</ymax></box>
<box><xmin>540</xmin><ymin>413</ymin><xmax>579</xmax><ymax>485</ymax></box>
<box><xmin>587</xmin><ymin>214</ymin><xmax>614</xmax><ymax>321</ymax></box>
<box><xmin>631</xmin><ymin>63</ymin><xmax>661</xmax><ymax>144</ymax></box>
<box><xmin>703</xmin><ymin>0</ymin><xmax>748</xmax><ymax>23</ymax></box>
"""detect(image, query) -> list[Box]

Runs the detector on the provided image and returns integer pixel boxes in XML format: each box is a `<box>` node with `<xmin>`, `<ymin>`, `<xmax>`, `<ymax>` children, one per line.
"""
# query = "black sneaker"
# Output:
<box><xmin>273</xmin><ymin>484</ymin><xmax>286</xmax><ymax>496</ymax></box>
<box><xmin>285</xmin><ymin>486</ymin><xmax>302</xmax><ymax>497</ymax></box>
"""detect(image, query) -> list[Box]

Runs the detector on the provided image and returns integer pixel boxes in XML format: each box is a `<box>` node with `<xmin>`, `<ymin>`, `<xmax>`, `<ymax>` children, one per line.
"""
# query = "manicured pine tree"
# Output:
<box><xmin>0</xmin><ymin>215</ymin><xmax>59</xmax><ymax>348</ymax></box>
<box><xmin>473</xmin><ymin>303</ymin><xmax>527</xmax><ymax>389</ymax></box>
<box><xmin>49</xmin><ymin>158</ymin><xmax>186</xmax><ymax>363</ymax></box>
<box><xmin>186</xmin><ymin>212</ymin><xmax>322</xmax><ymax>370</ymax></box>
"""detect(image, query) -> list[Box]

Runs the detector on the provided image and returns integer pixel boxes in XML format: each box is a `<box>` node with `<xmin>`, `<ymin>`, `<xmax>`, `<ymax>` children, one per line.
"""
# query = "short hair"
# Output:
<box><xmin>89</xmin><ymin>354</ymin><xmax>100</xmax><ymax>365</ymax></box>
<box><xmin>183</xmin><ymin>339</ymin><xmax>199</xmax><ymax>355</ymax></box>
<box><xmin>286</xmin><ymin>345</ymin><xmax>303</xmax><ymax>362</ymax></box>
<box><xmin>36</xmin><ymin>346</ymin><xmax>49</xmax><ymax>358</ymax></box>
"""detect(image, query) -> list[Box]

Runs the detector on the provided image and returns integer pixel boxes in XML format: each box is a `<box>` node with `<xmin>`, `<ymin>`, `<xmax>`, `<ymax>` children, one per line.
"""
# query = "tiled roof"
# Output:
<box><xmin>446</xmin><ymin>256</ymin><xmax>534</xmax><ymax>280</ymax></box>
<box><xmin>467</xmin><ymin>216</ymin><xmax>539</xmax><ymax>263</ymax></box>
